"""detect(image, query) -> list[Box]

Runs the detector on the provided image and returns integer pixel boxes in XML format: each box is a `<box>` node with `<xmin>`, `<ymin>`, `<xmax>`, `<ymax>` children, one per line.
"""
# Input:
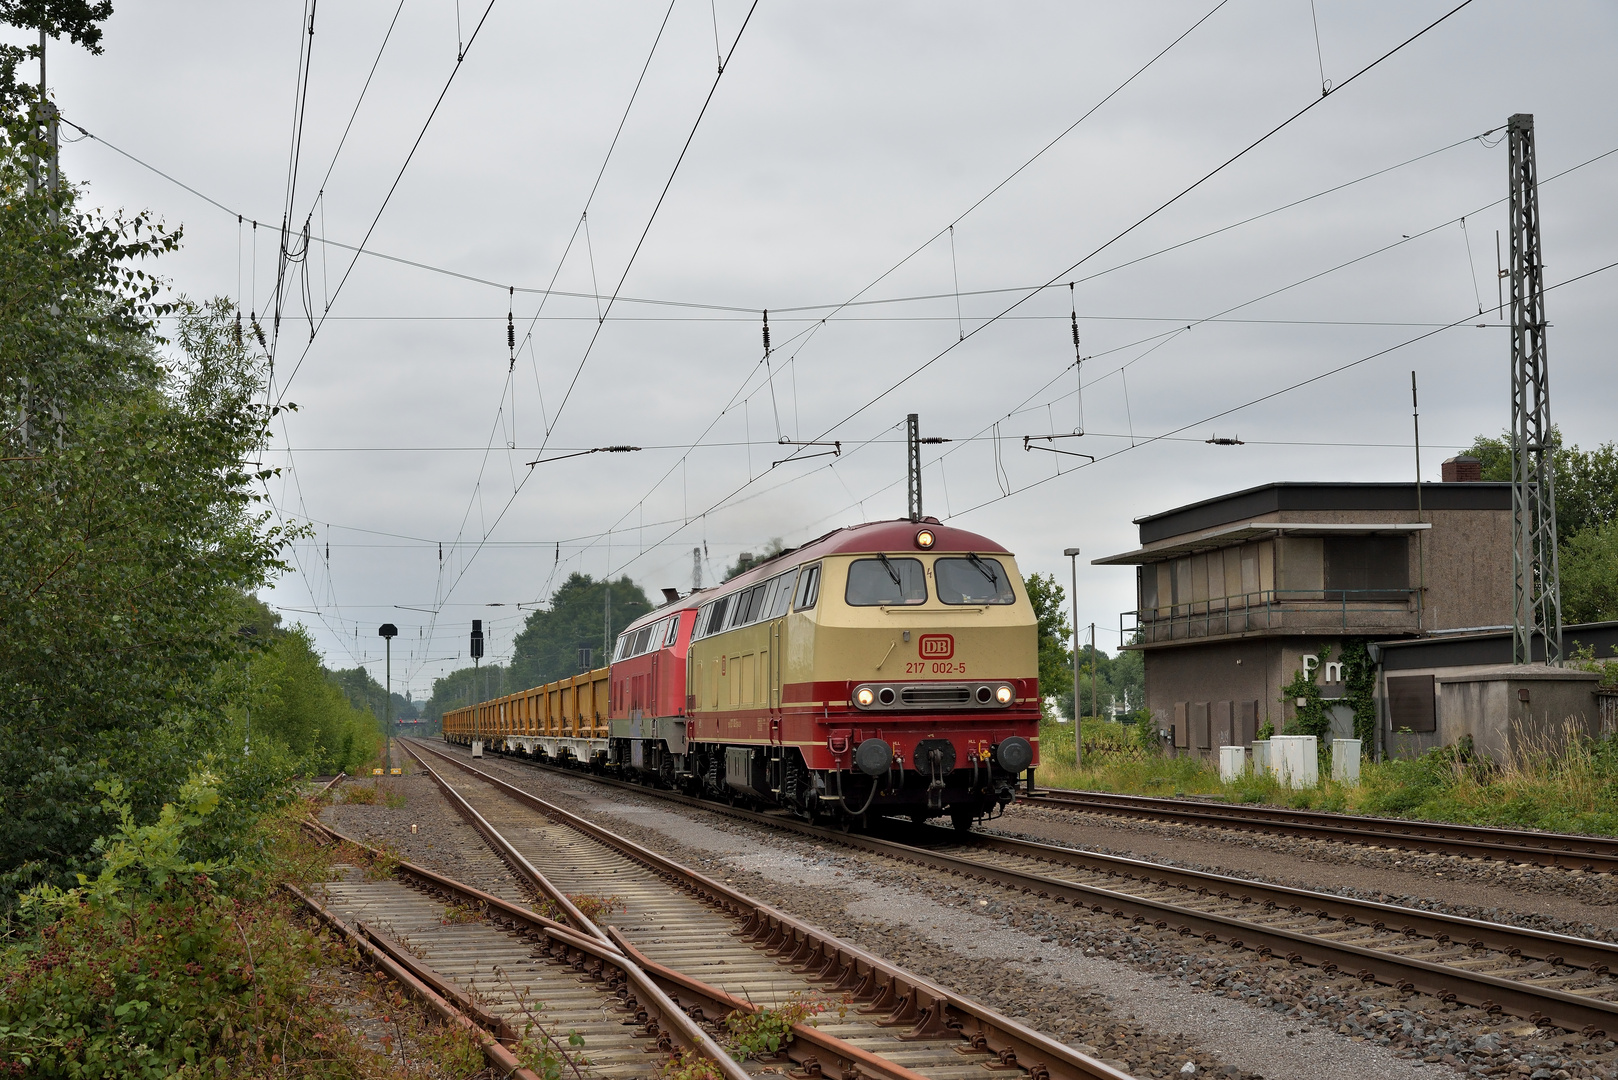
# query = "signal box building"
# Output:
<box><xmin>1094</xmin><ymin>477</ymin><xmax>1517</xmax><ymax>756</ymax></box>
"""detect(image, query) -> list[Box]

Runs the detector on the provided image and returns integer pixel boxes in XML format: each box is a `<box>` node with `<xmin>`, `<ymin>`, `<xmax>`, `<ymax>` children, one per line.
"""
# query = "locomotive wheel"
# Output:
<box><xmin>951</xmin><ymin>809</ymin><xmax>975</xmax><ymax>833</ymax></box>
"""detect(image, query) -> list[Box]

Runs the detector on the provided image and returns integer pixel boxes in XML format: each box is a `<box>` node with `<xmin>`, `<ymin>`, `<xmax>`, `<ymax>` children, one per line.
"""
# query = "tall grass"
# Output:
<box><xmin>1035</xmin><ymin>717</ymin><xmax>1618</xmax><ymax>836</ymax></box>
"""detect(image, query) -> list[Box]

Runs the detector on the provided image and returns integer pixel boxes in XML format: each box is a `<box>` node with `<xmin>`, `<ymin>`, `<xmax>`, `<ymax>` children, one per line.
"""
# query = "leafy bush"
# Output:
<box><xmin>0</xmin><ymin>777</ymin><xmax>353</xmax><ymax>1076</ymax></box>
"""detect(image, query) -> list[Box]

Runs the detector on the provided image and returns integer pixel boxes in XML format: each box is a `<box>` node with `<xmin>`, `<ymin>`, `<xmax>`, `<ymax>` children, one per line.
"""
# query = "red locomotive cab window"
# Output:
<box><xmin>664</xmin><ymin>616</ymin><xmax>680</xmax><ymax>648</ymax></box>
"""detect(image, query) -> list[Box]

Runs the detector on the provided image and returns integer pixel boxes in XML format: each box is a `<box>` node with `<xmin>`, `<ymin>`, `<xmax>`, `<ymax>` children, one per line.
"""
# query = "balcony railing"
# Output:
<box><xmin>1122</xmin><ymin>588</ymin><xmax>1417</xmax><ymax>644</ymax></box>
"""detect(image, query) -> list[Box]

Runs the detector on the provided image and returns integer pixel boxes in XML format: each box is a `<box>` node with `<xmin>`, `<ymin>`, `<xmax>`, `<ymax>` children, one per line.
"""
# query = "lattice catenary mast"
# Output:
<box><xmin>1507</xmin><ymin>113</ymin><xmax>1563</xmax><ymax>665</ymax></box>
<box><xmin>906</xmin><ymin>413</ymin><xmax>923</xmax><ymax>523</ymax></box>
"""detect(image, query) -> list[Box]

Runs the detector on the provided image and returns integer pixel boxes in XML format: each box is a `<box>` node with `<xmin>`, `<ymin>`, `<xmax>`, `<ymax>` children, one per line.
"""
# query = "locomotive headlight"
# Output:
<box><xmin>995</xmin><ymin>684</ymin><xmax>1014</xmax><ymax>705</ymax></box>
<box><xmin>856</xmin><ymin>686</ymin><xmax>876</xmax><ymax>708</ymax></box>
<box><xmin>915</xmin><ymin>528</ymin><xmax>936</xmax><ymax>549</ymax></box>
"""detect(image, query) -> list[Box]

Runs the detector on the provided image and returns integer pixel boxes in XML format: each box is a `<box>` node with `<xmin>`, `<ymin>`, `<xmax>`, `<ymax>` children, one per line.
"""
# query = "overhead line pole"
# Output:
<box><xmin>1507</xmin><ymin>113</ymin><xmax>1563</xmax><ymax>666</ymax></box>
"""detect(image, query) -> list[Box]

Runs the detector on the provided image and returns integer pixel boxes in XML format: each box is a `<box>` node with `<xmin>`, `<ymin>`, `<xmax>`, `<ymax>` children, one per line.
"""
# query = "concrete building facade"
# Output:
<box><xmin>1095</xmin><ymin>480</ymin><xmax>1516</xmax><ymax>757</ymax></box>
<box><xmin>1375</xmin><ymin>622</ymin><xmax>1618</xmax><ymax>760</ymax></box>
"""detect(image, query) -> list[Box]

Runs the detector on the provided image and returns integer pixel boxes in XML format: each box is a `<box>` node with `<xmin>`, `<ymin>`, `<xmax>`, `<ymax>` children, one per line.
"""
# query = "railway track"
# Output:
<box><xmin>399</xmin><ymin>741</ymin><xmax>1132</xmax><ymax>1080</ymax></box>
<box><xmin>293</xmin><ymin>824</ymin><xmax>747</xmax><ymax>1080</ymax></box>
<box><xmin>1019</xmin><ymin>788</ymin><xmax>1618</xmax><ymax>874</ymax></box>
<box><xmin>410</xmin><ymin>739</ymin><xmax>1618</xmax><ymax>1042</ymax></box>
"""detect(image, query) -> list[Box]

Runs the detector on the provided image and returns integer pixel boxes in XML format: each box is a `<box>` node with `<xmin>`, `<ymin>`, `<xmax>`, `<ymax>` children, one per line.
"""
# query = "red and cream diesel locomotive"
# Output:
<box><xmin>444</xmin><ymin>517</ymin><xmax>1040</xmax><ymax>830</ymax></box>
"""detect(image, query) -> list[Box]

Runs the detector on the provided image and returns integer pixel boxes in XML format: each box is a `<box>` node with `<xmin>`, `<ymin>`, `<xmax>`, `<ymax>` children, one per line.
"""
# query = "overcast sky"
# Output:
<box><xmin>18</xmin><ymin>1</ymin><xmax>1617</xmax><ymax>697</ymax></box>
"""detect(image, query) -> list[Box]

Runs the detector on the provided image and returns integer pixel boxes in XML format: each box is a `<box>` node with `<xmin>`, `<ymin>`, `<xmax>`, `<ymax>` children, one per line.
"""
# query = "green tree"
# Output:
<box><xmin>0</xmin><ymin>111</ymin><xmax>287</xmax><ymax>902</ymax></box>
<box><xmin>1465</xmin><ymin>431</ymin><xmax>1618</xmax><ymax>544</ymax></box>
<box><xmin>237</xmin><ymin>627</ymin><xmax>380</xmax><ymax>775</ymax></box>
<box><xmin>328</xmin><ymin>665</ymin><xmax>418</xmax><ymax>722</ymax></box>
<box><xmin>1056</xmin><ymin>643</ymin><xmax>1146</xmax><ymax>721</ymax></box>
<box><xmin>0</xmin><ymin>0</ymin><xmax>112</xmax><ymax>109</ymax></box>
<box><xmin>1466</xmin><ymin>430</ymin><xmax>1618</xmax><ymax>623</ymax></box>
<box><xmin>1561</xmin><ymin>522</ymin><xmax>1618</xmax><ymax>624</ymax></box>
<box><xmin>421</xmin><ymin>663</ymin><xmax>509</xmax><ymax>721</ymax></box>
<box><xmin>1023</xmin><ymin>572</ymin><xmax>1072</xmax><ymax>706</ymax></box>
<box><xmin>508</xmin><ymin>573</ymin><xmax>651</xmax><ymax>688</ymax></box>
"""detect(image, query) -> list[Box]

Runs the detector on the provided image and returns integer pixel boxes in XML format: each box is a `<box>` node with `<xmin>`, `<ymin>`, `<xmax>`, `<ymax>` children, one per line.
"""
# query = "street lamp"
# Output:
<box><xmin>379</xmin><ymin>624</ymin><xmax>398</xmax><ymax>772</ymax></box>
<box><xmin>470</xmin><ymin>620</ymin><xmax>484</xmax><ymax>756</ymax></box>
<box><xmin>1064</xmin><ymin>547</ymin><xmax>1082</xmax><ymax>771</ymax></box>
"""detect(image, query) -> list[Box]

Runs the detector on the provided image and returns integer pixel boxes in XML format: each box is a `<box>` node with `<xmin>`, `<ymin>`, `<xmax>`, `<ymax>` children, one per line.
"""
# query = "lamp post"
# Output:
<box><xmin>470</xmin><ymin>620</ymin><xmax>485</xmax><ymax>756</ymax></box>
<box><xmin>379</xmin><ymin>624</ymin><xmax>398</xmax><ymax>772</ymax></box>
<box><xmin>1064</xmin><ymin>547</ymin><xmax>1082</xmax><ymax>771</ymax></box>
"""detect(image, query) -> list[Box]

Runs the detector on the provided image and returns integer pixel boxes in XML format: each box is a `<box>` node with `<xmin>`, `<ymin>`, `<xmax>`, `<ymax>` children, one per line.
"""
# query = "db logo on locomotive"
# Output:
<box><xmin>918</xmin><ymin>634</ymin><xmax>954</xmax><ymax>660</ymax></box>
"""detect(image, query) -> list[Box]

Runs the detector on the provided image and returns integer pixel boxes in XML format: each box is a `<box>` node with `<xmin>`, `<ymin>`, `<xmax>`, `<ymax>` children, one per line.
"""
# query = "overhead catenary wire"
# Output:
<box><xmin>402</xmin><ymin>0</ymin><xmax>759</xmax><ymax>684</ymax></box>
<box><xmin>940</xmin><ymin>255</ymin><xmax>1618</xmax><ymax>523</ymax></box>
<box><xmin>592</xmin><ymin>0</ymin><xmax>1489</xmax><ymax>589</ymax></box>
<box><xmin>71</xmin><ymin>110</ymin><xmax>1597</xmax><ymax>331</ymax></box>
<box><xmin>273</xmin><ymin>0</ymin><xmax>501</xmax><ymax>408</ymax></box>
<box><xmin>541</xmin><ymin>0</ymin><xmax>1238</xmax><ymax>591</ymax></box>
<box><xmin>772</xmin><ymin>0</ymin><xmax>1480</xmax><ymax>468</ymax></box>
<box><xmin>404</xmin><ymin>0</ymin><xmax>686</xmax><ymax>683</ymax></box>
<box><xmin>588</xmin><ymin>18</ymin><xmax>1515</xmax><ymax>592</ymax></box>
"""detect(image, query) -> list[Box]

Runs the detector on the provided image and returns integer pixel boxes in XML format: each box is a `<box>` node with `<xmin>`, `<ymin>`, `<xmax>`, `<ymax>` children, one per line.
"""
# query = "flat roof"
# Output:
<box><xmin>1094</xmin><ymin>521</ymin><xmax>1431</xmax><ymax>566</ymax></box>
<box><xmin>1136</xmin><ymin>482</ymin><xmax>1513</xmax><ymax>545</ymax></box>
<box><xmin>1378</xmin><ymin>621</ymin><xmax>1618</xmax><ymax>670</ymax></box>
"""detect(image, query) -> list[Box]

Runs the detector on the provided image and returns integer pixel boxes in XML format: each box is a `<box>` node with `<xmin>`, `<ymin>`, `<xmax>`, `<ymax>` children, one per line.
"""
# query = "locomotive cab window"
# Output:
<box><xmin>664</xmin><ymin>615</ymin><xmax>680</xmax><ymax>647</ymax></box>
<box><xmin>935</xmin><ymin>555</ymin><xmax>1016</xmax><ymax>605</ymax></box>
<box><xmin>793</xmin><ymin>563</ymin><xmax>821</xmax><ymax>611</ymax></box>
<box><xmin>845</xmin><ymin>556</ymin><xmax>927</xmax><ymax>606</ymax></box>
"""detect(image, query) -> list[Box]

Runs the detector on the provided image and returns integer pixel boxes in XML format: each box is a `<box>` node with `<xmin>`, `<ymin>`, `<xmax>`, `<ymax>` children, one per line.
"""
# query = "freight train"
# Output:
<box><xmin>442</xmin><ymin>518</ymin><xmax>1040</xmax><ymax>830</ymax></box>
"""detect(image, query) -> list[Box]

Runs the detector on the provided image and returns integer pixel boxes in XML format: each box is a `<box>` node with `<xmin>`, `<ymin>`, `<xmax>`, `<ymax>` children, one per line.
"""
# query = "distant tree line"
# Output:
<box><xmin>1023</xmin><ymin>573</ymin><xmax>1145</xmax><ymax>721</ymax></box>
<box><xmin>1466</xmin><ymin>431</ymin><xmax>1618</xmax><ymax>623</ymax></box>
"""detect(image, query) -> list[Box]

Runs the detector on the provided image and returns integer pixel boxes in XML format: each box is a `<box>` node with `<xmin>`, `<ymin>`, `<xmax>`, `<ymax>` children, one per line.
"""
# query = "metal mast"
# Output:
<box><xmin>906</xmin><ymin>413</ymin><xmax>922</xmax><ymax>522</ymax></box>
<box><xmin>1507</xmin><ymin>113</ymin><xmax>1562</xmax><ymax>665</ymax></box>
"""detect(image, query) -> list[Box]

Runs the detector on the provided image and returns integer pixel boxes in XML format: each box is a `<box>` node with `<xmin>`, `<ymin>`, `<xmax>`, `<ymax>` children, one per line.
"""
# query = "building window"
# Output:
<box><xmin>1387</xmin><ymin>674</ymin><xmax>1436</xmax><ymax>733</ymax></box>
<box><xmin>1324</xmin><ymin>536</ymin><xmax>1409</xmax><ymax>601</ymax></box>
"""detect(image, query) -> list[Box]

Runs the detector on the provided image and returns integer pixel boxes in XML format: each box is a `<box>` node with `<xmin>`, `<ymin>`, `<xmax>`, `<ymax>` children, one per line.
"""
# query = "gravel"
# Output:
<box><xmin>989</xmin><ymin>804</ymin><xmax>1618</xmax><ymax>943</ymax></box>
<box><xmin>382</xmin><ymin>746</ymin><xmax>1618</xmax><ymax>1080</ymax></box>
<box><xmin>320</xmin><ymin>773</ymin><xmax>532</xmax><ymax>906</ymax></box>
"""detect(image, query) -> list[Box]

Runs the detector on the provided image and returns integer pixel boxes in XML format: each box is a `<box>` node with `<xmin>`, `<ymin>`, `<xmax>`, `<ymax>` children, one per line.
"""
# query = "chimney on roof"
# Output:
<box><xmin>662</xmin><ymin>587</ymin><xmax>680</xmax><ymax>604</ymax></box>
<box><xmin>1441</xmin><ymin>455</ymin><xmax>1482</xmax><ymax>482</ymax></box>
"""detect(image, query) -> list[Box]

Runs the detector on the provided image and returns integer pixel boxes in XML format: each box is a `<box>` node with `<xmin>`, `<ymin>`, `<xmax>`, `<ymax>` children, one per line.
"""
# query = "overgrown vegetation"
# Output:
<box><xmin>1037</xmin><ymin>715</ymin><xmax>1618</xmax><ymax>835</ymax></box>
<box><xmin>1</xmin><ymin>3</ymin><xmax>390</xmax><ymax>909</ymax></box>
<box><xmin>0</xmin><ymin>776</ymin><xmax>487</xmax><ymax>1076</ymax></box>
<box><xmin>657</xmin><ymin>992</ymin><xmax>844</xmax><ymax>1077</ymax></box>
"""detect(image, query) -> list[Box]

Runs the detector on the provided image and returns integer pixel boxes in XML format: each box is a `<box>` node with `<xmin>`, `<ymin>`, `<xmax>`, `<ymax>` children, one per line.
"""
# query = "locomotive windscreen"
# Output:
<box><xmin>845</xmin><ymin>557</ymin><xmax>927</xmax><ymax>606</ymax></box>
<box><xmin>935</xmin><ymin>557</ymin><xmax>1016</xmax><ymax>605</ymax></box>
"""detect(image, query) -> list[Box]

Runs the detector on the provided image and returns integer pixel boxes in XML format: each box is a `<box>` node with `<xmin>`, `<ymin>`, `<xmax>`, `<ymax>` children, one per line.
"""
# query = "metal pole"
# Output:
<box><xmin>906</xmin><ymin>414</ymin><xmax>923</xmax><ymax>522</ymax></box>
<box><xmin>1064</xmin><ymin>547</ymin><xmax>1082</xmax><ymax>770</ymax></box>
<box><xmin>1507</xmin><ymin>112</ymin><xmax>1563</xmax><ymax>665</ymax></box>
<box><xmin>1090</xmin><ymin>622</ymin><xmax>1098</xmax><ymax>725</ymax></box>
<box><xmin>1412</xmin><ymin>371</ymin><xmax>1425</xmax><ymax>632</ymax></box>
<box><xmin>385</xmin><ymin>636</ymin><xmax>393</xmax><ymax>771</ymax></box>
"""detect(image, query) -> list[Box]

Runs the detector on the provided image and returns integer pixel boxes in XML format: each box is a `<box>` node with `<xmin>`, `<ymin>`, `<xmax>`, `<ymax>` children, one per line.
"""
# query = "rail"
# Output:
<box><xmin>405</xmin><ymin>739</ymin><xmax>1137</xmax><ymax>1080</ymax></box>
<box><xmin>1019</xmin><ymin>788</ymin><xmax>1618</xmax><ymax>873</ymax></box>
<box><xmin>417</xmin><ymin>738</ymin><xmax>1618</xmax><ymax>1039</ymax></box>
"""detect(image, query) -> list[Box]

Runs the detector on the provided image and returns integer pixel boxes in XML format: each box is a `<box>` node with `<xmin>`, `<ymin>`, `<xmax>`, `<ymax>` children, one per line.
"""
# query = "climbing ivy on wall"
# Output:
<box><xmin>1280</xmin><ymin>646</ymin><xmax>1332</xmax><ymax>743</ymax></box>
<box><xmin>1339</xmin><ymin>638</ymin><xmax>1378</xmax><ymax>754</ymax></box>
